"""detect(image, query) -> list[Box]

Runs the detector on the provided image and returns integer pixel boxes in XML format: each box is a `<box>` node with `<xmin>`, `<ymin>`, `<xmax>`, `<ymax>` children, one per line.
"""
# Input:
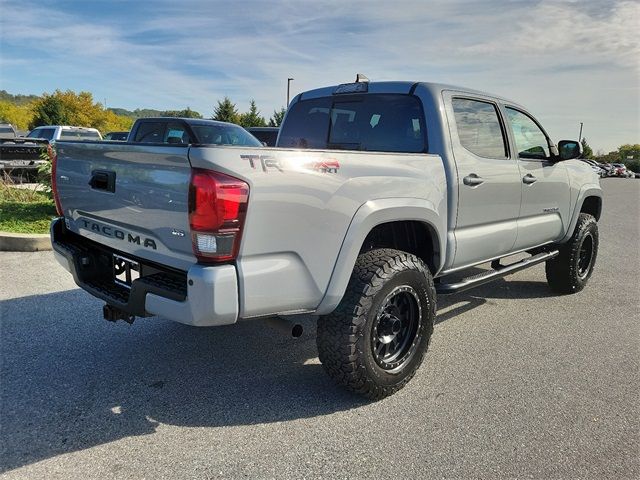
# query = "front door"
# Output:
<box><xmin>445</xmin><ymin>94</ymin><xmax>522</xmax><ymax>269</ymax></box>
<box><xmin>503</xmin><ymin>107</ymin><xmax>571</xmax><ymax>250</ymax></box>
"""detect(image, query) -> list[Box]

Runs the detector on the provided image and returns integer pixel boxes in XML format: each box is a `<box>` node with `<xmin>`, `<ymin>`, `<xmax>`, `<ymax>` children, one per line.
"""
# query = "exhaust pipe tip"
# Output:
<box><xmin>266</xmin><ymin>316</ymin><xmax>304</xmax><ymax>338</ymax></box>
<box><xmin>291</xmin><ymin>323</ymin><xmax>304</xmax><ymax>338</ymax></box>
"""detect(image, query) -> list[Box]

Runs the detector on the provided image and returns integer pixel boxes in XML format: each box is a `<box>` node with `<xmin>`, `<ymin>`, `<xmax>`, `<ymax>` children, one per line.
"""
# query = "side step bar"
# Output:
<box><xmin>436</xmin><ymin>250</ymin><xmax>559</xmax><ymax>294</ymax></box>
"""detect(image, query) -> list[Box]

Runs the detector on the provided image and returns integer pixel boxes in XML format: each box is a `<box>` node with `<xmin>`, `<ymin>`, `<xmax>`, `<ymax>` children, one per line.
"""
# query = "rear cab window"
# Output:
<box><xmin>133</xmin><ymin>121</ymin><xmax>192</xmax><ymax>144</ymax></box>
<box><xmin>132</xmin><ymin>120</ymin><xmax>260</xmax><ymax>146</ymax></box>
<box><xmin>59</xmin><ymin>130</ymin><xmax>101</xmax><ymax>141</ymax></box>
<box><xmin>277</xmin><ymin>94</ymin><xmax>426</xmax><ymax>153</ymax></box>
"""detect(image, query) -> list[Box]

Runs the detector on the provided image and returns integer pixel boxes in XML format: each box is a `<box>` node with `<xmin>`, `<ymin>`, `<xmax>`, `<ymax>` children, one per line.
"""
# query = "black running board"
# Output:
<box><xmin>436</xmin><ymin>251</ymin><xmax>559</xmax><ymax>294</ymax></box>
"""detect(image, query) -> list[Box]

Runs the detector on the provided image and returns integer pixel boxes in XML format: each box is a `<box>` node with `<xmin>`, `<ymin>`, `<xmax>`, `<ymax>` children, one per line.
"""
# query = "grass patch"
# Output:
<box><xmin>0</xmin><ymin>184</ymin><xmax>57</xmax><ymax>234</ymax></box>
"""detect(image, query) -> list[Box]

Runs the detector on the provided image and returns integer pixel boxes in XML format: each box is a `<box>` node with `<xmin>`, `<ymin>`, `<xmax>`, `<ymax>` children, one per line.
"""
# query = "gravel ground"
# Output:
<box><xmin>1</xmin><ymin>178</ymin><xmax>638</xmax><ymax>479</ymax></box>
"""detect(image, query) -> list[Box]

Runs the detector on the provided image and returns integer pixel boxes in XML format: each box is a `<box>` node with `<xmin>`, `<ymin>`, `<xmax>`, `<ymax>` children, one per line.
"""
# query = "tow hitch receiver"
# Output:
<box><xmin>103</xmin><ymin>304</ymin><xmax>135</xmax><ymax>324</ymax></box>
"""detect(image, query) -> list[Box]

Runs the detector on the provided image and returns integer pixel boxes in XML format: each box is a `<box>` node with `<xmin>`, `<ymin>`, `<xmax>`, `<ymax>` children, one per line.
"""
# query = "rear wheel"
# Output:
<box><xmin>316</xmin><ymin>248</ymin><xmax>436</xmax><ymax>400</ymax></box>
<box><xmin>546</xmin><ymin>213</ymin><xmax>598</xmax><ymax>294</ymax></box>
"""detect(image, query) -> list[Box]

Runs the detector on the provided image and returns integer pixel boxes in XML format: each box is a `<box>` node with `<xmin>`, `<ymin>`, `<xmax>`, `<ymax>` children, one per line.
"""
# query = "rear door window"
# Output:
<box><xmin>277</xmin><ymin>94</ymin><xmax>426</xmax><ymax>153</ymax></box>
<box><xmin>452</xmin><ymin>98</ymin><xmax>508</xmax><ymax>158</ymax></box>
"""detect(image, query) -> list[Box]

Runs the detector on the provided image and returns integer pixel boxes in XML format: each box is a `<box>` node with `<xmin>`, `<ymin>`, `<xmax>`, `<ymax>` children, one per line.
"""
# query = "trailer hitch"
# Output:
<box><xmin>103</xmin><ymin>304</ymin><xmax>135</xmax><ymax>324</ymax></box>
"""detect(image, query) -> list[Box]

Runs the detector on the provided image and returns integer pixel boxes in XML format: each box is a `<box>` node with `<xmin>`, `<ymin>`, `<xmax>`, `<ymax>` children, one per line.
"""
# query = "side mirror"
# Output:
<box><xmin>557</xmin><ymin>140</ymin><xmax>583</xmax><ymax>161</ymax></box>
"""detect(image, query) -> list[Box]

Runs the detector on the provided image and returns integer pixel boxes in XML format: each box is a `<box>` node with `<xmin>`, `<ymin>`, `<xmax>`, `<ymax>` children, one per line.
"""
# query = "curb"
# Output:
<box><xmin>0</xmin><ymin>231</ymin><xmax>52</xmax><ymax>252</ymax></box>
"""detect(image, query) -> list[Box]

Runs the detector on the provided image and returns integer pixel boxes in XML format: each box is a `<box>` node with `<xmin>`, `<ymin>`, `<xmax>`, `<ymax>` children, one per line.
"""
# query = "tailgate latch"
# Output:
<box><xmin>89</xmin><ymin>170</ymin><xmax>116</xmax><ymax>193</ymax></box>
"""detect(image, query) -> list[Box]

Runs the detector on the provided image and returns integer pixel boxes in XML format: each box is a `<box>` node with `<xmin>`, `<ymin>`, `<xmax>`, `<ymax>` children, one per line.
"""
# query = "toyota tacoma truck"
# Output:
<box><xmin>50</xmin><ymin>77</ymin><xmax>602</xmax><ymax>399</ymax></box>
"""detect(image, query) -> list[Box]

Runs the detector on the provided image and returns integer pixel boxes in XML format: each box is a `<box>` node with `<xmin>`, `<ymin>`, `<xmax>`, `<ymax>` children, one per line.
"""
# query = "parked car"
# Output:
<box><xmin>609</xmin><ymin>163</ymin><xmax>630</xmax><ymax>177</ymax></box>
<box><xmin>581</xmin><ymin>159</ymin><xmax>606</xmax><ymax>178</ymax></box>
<box><xmin>104</xmin><ymin>131</ymin><xmax>129</xmax><ymax>141</ymax></box>
<box><xmin>598</xmin><ymin>163</ymin><xmax>615</xmax><ymax>177</ymax></box>
<box><xmin>0</xmin><ymin>123</ymin><xmax>17</xmax><ymax>139</ymax></box>
<box><xmin>27</xmin><ymin>125</ymin><xmax>102</xmax><ymax>143</ymax></box>
<box><xmin>246</xmin><ymin>126</ymin><xmax>279</xmax><ymax>146</ymax></box>
<box><xmin>51</xmin><ymin>78</ymin><xmax>602</xmax><ymax>399</ymax></box>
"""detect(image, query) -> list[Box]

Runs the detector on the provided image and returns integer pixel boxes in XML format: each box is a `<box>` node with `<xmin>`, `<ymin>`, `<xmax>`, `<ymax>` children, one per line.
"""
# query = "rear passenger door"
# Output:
<box><xmin>444</xmin><ymin>93</ymin><xmax>522</xmax><ymax>269</ymax></box>
<box><xmin>502</xmin><ymin>106</ymin><xmax>570</xmax><ymax>249</ymax></box>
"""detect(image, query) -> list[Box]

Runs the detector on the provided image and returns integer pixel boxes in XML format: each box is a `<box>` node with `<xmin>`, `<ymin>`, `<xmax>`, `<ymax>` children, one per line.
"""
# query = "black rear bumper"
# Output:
<box><xmin>50</xmin><ymin>218</ymin><xmax>187</xmax><ymax>317</ymax></box>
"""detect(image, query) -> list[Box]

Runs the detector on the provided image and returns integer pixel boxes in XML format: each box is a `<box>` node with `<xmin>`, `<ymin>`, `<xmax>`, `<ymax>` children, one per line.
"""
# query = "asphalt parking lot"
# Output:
<box><xmin>1</xmin><ymin>178</ymin><xmax>638</xmax><ymax>479</ymax></box>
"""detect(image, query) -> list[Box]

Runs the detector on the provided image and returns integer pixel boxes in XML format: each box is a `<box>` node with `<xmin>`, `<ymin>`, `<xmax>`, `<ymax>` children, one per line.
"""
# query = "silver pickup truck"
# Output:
<box><xmin>50</xmin><ymin>78</ymin><xmax>602</xmax><ymax>399</ymax></box>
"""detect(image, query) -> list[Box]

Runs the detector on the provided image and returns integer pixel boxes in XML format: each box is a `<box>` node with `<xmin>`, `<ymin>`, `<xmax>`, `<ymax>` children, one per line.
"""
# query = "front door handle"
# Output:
<box><xmin>463</xmin><ymin>174</ymin><xmax>485</xmax><ymax>186</ymax></box>
<box><xmin>523</xmin><ymin>173</ymin><xmax>538</xmax><ymax>185</ymax></box>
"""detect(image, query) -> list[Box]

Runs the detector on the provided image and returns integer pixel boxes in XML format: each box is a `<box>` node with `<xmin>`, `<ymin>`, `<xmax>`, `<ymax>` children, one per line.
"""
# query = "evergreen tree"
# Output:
<box><xmin>239</xmin><ymin>99</ymin><xmax>266</xmax><ymax>127</ymax></box>
<box><xmin>212</xmin><ymin>97</ymin><xmax>239</xmax><ymax>124</ymax></box>
<box><xmin>268</xmin><ymin>107</ymin><xmax>287</xmax><ymax>127</ymax></box>
<box><xmin>580</xmin><ymin>138</ymin><xmax>593</xmax><ymax>159</ymax></box>
<box><xmin>29</xmin><ymin>95</ymin><xmax>69</xmax><ymax>129</ymax></box>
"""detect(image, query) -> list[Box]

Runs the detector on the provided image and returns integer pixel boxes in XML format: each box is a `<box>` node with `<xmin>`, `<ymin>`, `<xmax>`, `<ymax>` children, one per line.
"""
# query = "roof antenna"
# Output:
<box><xmin>355</xmin><ymin>73</ymin><xmax>369</xmax><ymax>83</ymax></box>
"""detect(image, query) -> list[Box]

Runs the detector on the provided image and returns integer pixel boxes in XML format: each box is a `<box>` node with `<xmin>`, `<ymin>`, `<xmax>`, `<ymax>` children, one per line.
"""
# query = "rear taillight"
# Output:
<box><xmin>50</xmin><ymin>148</ymin><xmax>63</xmax><ymax>216</ymax></box>
<box><xmin>188</xmin><ymin>169</ymin><xmax>249</xmax><ymax>263</ymax></box>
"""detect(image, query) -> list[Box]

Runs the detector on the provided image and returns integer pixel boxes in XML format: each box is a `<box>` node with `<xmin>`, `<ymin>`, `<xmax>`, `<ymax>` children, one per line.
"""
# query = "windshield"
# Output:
<box><xmin>27</xmin><ymin>128</ymin><xmax>55</xmax><ymax>141</ymax></box>
<box><xmin>191</xmin><ymin>124</ymin><xmax>261</xmax><ymax>147</ymax></box>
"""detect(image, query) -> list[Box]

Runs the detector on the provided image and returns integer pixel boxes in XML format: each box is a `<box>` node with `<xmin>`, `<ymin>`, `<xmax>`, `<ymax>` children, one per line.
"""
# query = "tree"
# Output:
<box><xmin>29</xmin><ymin>90</ymin><xmax>132</xmax><ymax>132</ymax></box>
<box><xmin>161</xmin><ymin>107</ymin><xmax>203</xmax><ymax>118</ymax></box>
<box><xmin>29</xmin><ymin>94</ymin><xmax>70</xmax><ymax>129</ymax></box>
<box><xmin>618</xmin><ymin>144</ymin><xmax>640</xmax><ymax>172</ymax></box>
<box><xmin>212</xmin><ymin>97</ymin><xmax>239</xmax><ymax>124</ymax></box>
<box><xmin>580</xmin><ymin>138</ymin><xmax>593</xmax><ymax>159</ymax></box>
<box><xmin>239</xmin><ymin>99</ymin><xmax>266</xmax><ymax>127</ymax></box>
<box><xmin>268</xmin><ymin>107</ymin><xmax>287</xmax><ymax>127</ymax></box>
<box><xmin>0</xmin><ymin>100</ymin><xmax>34</xmax><ymax>130</ymax></box>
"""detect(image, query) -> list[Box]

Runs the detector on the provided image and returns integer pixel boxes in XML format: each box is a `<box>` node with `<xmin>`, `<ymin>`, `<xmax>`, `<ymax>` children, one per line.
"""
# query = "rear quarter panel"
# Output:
<box><xmin>188</xmin><ymin>146</ymin><xmax>447</xmax><ymax>318</ymax></box>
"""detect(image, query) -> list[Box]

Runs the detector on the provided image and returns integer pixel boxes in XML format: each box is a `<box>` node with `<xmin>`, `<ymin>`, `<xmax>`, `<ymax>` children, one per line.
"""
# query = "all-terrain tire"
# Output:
<box><xmin>317</xmin><ymin>248</ymin><xmax>436</xmax><ymax>400</ymax></box>
<box><xmin>545</xmin><ymin>213</ymin><xmax>598</xmax><ymax>294</ymax></box>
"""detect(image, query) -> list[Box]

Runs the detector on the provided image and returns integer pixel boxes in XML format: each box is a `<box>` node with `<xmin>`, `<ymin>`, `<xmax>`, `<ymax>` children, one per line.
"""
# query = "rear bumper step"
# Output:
<box><xmin>50</xmin><ymin>217</ymin><xmax>239</xmax><ymax>326</ymax></box>
<box><xmin>436</xmin><ymin>251</ymin><xmax>559</xmax><ymax>294</ymax></box>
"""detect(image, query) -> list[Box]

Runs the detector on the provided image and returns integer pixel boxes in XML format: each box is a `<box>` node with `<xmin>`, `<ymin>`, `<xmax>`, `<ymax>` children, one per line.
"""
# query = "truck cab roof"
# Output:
<box><xmin>297</xmin><ymin>80</ymin><xmax>521</xmax><ymax>108</ymax></box>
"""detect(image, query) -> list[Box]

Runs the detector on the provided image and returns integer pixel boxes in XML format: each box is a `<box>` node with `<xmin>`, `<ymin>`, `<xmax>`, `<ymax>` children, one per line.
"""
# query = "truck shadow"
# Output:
<box><xmin>0</xmin><ymin>290</ymin><xmax>366</xmax><ymax>473</ymax></box>
<box><xmin>1</xmin><ymin>274</ymin><xmax>554</xmax><ymax>472</ymax></box>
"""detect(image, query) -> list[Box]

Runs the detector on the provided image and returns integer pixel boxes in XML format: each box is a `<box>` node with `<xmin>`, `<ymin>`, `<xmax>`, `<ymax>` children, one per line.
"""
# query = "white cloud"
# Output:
<box><xmin>0</xmin><ymin>0</ymin><xmax>637</xmax><ymax>151</ymax></box>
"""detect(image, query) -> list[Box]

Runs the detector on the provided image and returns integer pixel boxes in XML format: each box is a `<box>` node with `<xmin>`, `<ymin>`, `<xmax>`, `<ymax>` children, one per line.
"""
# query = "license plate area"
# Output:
<box><xmin>113</xmin><ymin>254</ymin><xmax>140</xmax><ymax>289</ymax></box>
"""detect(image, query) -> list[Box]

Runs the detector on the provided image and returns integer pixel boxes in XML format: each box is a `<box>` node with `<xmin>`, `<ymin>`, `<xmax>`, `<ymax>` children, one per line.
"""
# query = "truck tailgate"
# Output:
<box><xmin>55</xmin><ymin>142</ymin><xmax>195</xmax><ymax>270</ymax></box>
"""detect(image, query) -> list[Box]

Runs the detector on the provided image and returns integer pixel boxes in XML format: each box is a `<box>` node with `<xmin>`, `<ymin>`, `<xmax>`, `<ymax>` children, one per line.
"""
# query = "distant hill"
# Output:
<box><xmin>108</xmin><ymin>107</ymin><xmax>165</xmax><ymax>118</ymax></box>
<box><xmin>108</xmin><ymin>107</ymin><xmax>204</xmax><ymax>119</ymax></box>
<box><xmin>0</xmin><ymin>90</ymin><xmax>40</xmax><ymax>106</ymax></box>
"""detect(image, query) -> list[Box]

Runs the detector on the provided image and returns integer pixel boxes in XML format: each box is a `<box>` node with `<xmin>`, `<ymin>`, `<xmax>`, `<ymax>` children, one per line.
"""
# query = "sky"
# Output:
<box><xmin>0</xmin><ymin>0</ymin><xmax>638</xmax><ymax>153</ymax></box>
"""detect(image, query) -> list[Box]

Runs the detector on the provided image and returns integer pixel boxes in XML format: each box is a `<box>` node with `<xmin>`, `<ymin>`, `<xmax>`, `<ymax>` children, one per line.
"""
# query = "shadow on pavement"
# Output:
<box><xmin>0</xmin><ymin>273</ymin><xmax>554</xmax><ymax>472</ymax></box>
<box><xmin>0</xmin><ymin>289</ymin><xmax>365</xmax><ymax>473</ymax></box>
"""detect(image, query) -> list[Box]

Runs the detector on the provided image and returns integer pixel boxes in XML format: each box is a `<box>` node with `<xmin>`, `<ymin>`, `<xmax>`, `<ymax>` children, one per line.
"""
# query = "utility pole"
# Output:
<box><xmin>287</xmin><ymin>78</ymin><xmax>294</xmax><ymax>106</ymax></box>
<box><xmin>578</xmin><ymin>122</ymin><xmax>583</xmax><ymax>142</ymax></box>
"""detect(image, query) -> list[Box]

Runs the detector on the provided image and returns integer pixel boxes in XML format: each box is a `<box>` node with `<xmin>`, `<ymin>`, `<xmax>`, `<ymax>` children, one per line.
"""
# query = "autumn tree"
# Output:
<box><xmin>0</xmin><ymin>100</ymin><xmax>34</xmax><ymax>130</ymax></box>
<box><xmin>29</xmin><ymin>90</ymin><xmax>131</xmax><ymax>132</ymax></box>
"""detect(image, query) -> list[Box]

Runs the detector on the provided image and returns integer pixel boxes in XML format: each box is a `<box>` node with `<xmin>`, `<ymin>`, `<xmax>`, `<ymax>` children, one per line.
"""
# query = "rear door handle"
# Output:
<box><xmin>463</xmin><ymin>174</ymin><xmax>485</xmax><ymax>186</ymax></box>
<box><xmin>523</xmin><ymin>174</ymin><xmax>538</xmax><ymax>185</ymax></box>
